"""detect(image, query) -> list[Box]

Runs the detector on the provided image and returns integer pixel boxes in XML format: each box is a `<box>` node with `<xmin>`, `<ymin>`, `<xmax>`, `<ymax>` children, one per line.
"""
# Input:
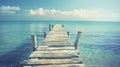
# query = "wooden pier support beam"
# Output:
<box><xmin>49</xmin><ymin>24</ymin><xmax>52</xmax><ymax>31</ymax></box>
<box><xmin>62</xmin><ymin>25</ymin><xmax>64</xmax><ymax>27</ymax></box>
<box><xmin>67</xmin><ymin>31</ymin><xmax>70</xmax><ymax>37</ymax></box>
<box><xmin>52</xmin><ymin>24</ymin><xmax>54</xmax><ymax>28</ymax></box>
<box><xmin>74</xmin><ymin>31</ymin><xmax>81</xmax><ymax>49</ymax></box>
<box><xmin>44</xmin><ymin>32</ymin><xmax>47</xmax><ymax>38</ymax></box>
<box><xmin>31</xmin><ymin>34</ymin><xmax>37</xmax><ymax>51</ymax></box>
<box><xmin>49</xmin><ymin>24</ymin><xmax>51</xmax><ymax>31</ymax></box>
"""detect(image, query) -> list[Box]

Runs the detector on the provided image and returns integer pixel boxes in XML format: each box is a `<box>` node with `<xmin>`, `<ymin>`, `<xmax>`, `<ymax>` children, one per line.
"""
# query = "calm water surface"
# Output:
<box><xmin>0</xmin><ymin>21</ymin><xmax>120</xmax><ymax>67</ymax></box>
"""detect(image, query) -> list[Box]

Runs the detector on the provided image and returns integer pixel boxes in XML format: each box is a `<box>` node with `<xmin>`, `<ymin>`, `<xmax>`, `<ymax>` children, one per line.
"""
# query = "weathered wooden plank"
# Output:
<box><xmin>30</xmin><ymin>52</ymin><xmax>78</xmax><ymax>56</ymax></box>
<box><xmin>45</xmin><ymin>37</ymin><xmax>67</xmax><ymax>39</ymax></box>
<box><xmin>41</xmin><ymin>42</ymin><xmax>71</xmax><ymax>45</ymax></box>
<box><xmin>21</xmin><ymin>58</ymin><xmax>82</xmax><ymax>65</ymax></box>
<box><xmin>48</xmin><ymin>32</ymin><xmax>67</xmax><ymax>35</ymax></box>
<box><xmin>45</xmin><ymin>36</ymin><xmax>69</xmax><ymax>39</ymax></box>
<box><xmin>29</xmin><ymin>52</ymin><xmax>79</xmax><ymax>59</ymax></box>
<box><xmin>23</xmin><ymin>64</ymin><xmax>85</xmax><ymax>67</ymax></box>
<box><xmin>31</xmin><ymin>49</ymin><xmax>78</xmax><ymax>52</ymax></box>
<box><xmin>36</xmin><ymin>46</ymin><xmax>75</xmax><ymax>50</ymax></box>
<box><xmin>29</xmin><ymin>54</ymin><xmax>79</xmax><ymax>59</ymax></box>
<box><xmin>43</xmin><ymin>40</ymin><xmax>70</xmax><ymax>43</ymax></box>
<box><xmin>31</xmin><ymin>50</ymin><xmax>79</xmax><ymax>54</ymax></box>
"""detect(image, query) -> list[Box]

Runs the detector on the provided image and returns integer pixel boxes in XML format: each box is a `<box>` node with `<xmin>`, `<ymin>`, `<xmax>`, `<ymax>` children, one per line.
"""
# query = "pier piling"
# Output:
<box><xmin>74</xmin><ymin>31</ymin><xmax>81</xmax><ymax>49</ymax></box>
<box><xmin>67</xmin><ymin>31</ymin><xmax>70</xmax><ymax>37</ymax></box>
<box><xmin>52</xmin><ymin>24</ymin><xmax>54</xmax><ymax>28</ymax></box>
<box><xmin>49</xmin><ymin>24</ymin><xmax>52</xmax><ymax>31</ymax></box>
<box><xmin>44</xmin><ymin>32</ymin><xmax>46</xmax><ymax>38</ymax></box>
<box><xmin>31</xmin><ymin>34</ymin><xmax>37</xmax><ymax>51</ymax></box>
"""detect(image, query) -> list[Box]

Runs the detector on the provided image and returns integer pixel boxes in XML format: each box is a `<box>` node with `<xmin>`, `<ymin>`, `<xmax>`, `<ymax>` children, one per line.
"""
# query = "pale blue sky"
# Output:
<box><xmin>0</xmin><ymin>0</ymin><xmax>120</xmax><ymax>21</ymax></box>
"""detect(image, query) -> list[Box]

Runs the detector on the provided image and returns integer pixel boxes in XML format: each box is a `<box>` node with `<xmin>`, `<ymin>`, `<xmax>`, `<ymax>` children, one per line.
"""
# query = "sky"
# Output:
<box><xmin>0</xmin><ymin>0</ymin><xmax>120</xmax><ymax>21</ymax></box>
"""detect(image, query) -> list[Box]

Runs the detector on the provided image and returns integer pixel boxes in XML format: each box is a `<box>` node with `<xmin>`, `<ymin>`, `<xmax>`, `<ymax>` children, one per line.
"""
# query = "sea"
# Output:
<box><xmin>0</xmin><ymin>21</ymin><xmax>120</xmax><ymax>67</ymax></box>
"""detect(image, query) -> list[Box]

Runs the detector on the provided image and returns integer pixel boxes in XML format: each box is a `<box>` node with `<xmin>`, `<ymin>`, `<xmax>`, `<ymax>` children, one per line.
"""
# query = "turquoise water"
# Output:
<box><xmin>0</xmin><ymin>21</ymin><xmax>120</xmax><ymax>67</ymax></box>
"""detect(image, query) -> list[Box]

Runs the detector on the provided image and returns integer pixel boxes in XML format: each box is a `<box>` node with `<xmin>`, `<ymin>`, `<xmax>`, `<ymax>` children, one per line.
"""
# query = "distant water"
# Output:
<box><xmin>0</xmin><ymin>21</ymin><xmax>120</xmax><ymax>67</ymax></box>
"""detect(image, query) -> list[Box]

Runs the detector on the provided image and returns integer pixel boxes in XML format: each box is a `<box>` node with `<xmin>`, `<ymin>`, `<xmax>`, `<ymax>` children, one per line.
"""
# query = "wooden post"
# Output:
<box><xmin>44</xmin><ymin>32</ymin><xmax>46</xmax><ymax>38</ymax></box>
<box><xmin>31</xmin><ymin>34</ymin><xmax>37</xmax><ymax>51</ymax></box>
<box><xmin>49</xmin><ymin>24</ymin><xmax>51</xmax><ymax>31</ymax></box>
<box><xmin>74</xmin><ymin>31</ymin><xmax>81</xmax><ymax>49</ymax></box>
<box><xmin>52</xmin><ymin>24</ymin><xmax>54</xmax><ymax>29</ymax></box>
<box><xmin>19</xmin><ymin>62</ymin><xmax>24</xmax><ymax>67</ymax></box>
<box><xmin>67</xmin><ymin>31</ymin><xmax>69</xmax><ymax>37</ymax></box>
<box><xmin>19</xmin><ymin>63</ymin><xmax>23</xmax><ymax>67</ymax></box>
<box><xmin>62</xmin><ymin>25</ymin><xmax>64</xmax><ymax>27</ymax></box>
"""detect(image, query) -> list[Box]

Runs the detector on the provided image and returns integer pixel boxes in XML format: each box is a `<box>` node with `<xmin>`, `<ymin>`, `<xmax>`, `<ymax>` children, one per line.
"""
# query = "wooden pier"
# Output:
<box><xmin>20</xmin><ymin>24</ymin><xmax>85</xmax><ymax>67</ymax></box>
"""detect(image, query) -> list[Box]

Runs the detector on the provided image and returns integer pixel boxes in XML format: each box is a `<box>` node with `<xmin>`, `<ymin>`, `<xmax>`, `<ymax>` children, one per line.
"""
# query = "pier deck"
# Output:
<box><xmin>20</xmin><ymin>24</ymin><xmax>85</xmax><ymax>67</ymax></box>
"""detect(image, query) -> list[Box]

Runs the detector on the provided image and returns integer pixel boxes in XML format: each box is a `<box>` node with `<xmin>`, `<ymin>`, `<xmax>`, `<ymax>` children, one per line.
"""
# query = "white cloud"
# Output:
<box><xmin>29</xmin><ymin>8</ymin><xmax>113</xmax><ymax>20</ymax></box>
<box><xmin>0</xmin><ymin>6</ymin><xmax>20</xmax><ymax>14</ymax></box>
<box><xmin>29</xmin><ymin>8</ymin><xmax>114</xmax><ymax>17</ymax></box>
<box><xmin>29</xmin><ymin>9</ymin><xmax>37</xmax><ymax>15</ymax></box>
<box><xmin>29</xmin><ymin>8</ymin><xmax>101</xmax><ymax>17</ymax></box>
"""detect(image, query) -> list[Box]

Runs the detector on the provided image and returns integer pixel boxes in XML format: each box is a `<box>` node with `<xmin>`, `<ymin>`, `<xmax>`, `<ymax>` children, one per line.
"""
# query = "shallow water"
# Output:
<box><xmin>0</xmin><ymin>21</ymin><xmax>120</xmax><ymax>67</ymax></box>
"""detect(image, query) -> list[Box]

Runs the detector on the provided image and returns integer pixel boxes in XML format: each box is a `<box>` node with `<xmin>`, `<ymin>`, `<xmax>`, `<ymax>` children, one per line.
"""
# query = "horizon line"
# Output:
<box><xmin>0</xmin><ymin>20</ymin><xmax>120</xmax><ymax>22</ymax></box>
